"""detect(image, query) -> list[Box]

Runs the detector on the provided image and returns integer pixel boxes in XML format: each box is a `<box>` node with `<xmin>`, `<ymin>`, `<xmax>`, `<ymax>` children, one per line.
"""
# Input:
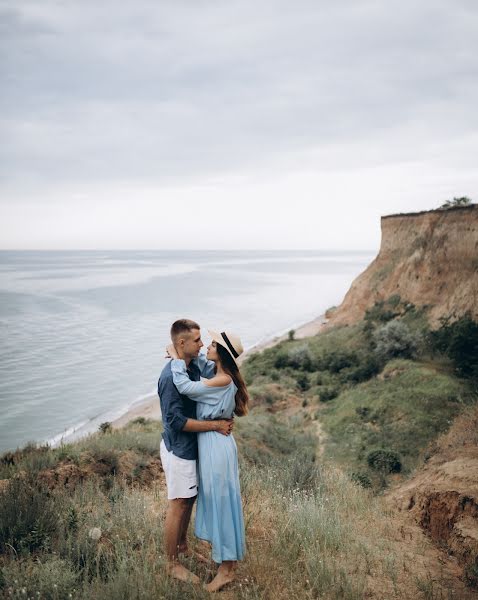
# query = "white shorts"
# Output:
<box><xmin>160</xmin><ymin>439</ymin><xmax>198</xmax><ymax>500</ymax></box>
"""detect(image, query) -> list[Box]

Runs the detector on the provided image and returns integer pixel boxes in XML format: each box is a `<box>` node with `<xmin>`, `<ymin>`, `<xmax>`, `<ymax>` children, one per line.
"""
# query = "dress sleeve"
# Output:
<box><xmin>171</xmin><ymin>359</ymin><xmax>222</xmax><ymax>405</ymax></box>
<box><xmin>194</xmin><ymin>354</ymin><xmax>216</xmax><ymax>379</ymax></box>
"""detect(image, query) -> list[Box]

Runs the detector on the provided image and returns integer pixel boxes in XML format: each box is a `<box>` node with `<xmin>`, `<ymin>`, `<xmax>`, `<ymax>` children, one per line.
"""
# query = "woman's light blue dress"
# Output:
<box><xmin>170</xmin><ymin>357</ymin><xmax>245</xmax><ymax>564</ymax></box>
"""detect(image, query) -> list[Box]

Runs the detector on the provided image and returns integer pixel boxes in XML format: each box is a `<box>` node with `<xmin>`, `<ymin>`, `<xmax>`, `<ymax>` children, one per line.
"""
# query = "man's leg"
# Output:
<box><xmin>164</xmin><ymin>498</ymin><xmax>200</xmax><ymax>583</ymax></box>
<box><xmin>177</xmin><ymin>495</ymin><xmax>195</xmax><ymax>553</ymax></box>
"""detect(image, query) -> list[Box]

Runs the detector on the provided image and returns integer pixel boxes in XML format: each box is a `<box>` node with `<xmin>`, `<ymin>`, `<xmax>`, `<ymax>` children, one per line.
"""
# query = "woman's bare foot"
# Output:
<box><xmin>205</xmin><ymin>564</ymin><xmax>236</xmax><ymax>593</ymax></box>
<box><xmin>167</xmin><ymin>562</ymin><xmax>200</xmax><ymax>584</ymax></box>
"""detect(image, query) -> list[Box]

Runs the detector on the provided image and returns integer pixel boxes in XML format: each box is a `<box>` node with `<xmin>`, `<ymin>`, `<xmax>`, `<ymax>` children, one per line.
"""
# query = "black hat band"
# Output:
<box><xmin>220</xmin><ymin>332</ymin><xmax>239</xmax><ymax>359</ymax></box>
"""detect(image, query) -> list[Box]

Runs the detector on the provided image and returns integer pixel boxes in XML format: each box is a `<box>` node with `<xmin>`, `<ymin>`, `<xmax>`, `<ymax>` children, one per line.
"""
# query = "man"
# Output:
<box><xmin>158</xmin><ymin>318</ymin><xmax>233</xmax><ymax>583</ymax></box>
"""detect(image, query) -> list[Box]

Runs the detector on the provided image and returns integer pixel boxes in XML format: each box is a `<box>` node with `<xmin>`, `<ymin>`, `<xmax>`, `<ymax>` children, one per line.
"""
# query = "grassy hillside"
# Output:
<box><xmin>0</xmin><ymin>418</ymin><xmax>420</xmax><ymax>600</ymax></box>
<box><xmin>242</xmin><ymin>301</ymin><xmax>476</xmax><ymax>490</ymax></box>
<box><xmin>1</xmin><ymin>301</ymin><xmax>477</xmax><ymax>598</ymax></box>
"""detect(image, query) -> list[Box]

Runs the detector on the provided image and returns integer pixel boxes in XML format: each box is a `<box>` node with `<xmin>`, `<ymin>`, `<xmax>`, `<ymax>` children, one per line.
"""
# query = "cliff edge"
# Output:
<box><xmin>330</xmin><ymin>204</ymin><xmax>478</xmax><ymax>327</ymax></box>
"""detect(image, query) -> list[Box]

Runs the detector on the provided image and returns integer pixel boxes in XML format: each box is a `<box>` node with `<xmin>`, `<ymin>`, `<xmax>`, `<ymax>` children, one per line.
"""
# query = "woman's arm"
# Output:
<box><xmin>194</xmin><ymin>353</ymin><xmax>216</xmax><ymax>379</ymax></box>
<box><xmin>170</xmin><ymin>359</ymin><xmax>223</xmax><ymax>404</ymax></box>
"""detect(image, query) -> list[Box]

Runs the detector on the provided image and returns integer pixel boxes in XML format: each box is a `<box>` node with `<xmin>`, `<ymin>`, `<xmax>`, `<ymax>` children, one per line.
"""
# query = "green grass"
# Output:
<box><xmin>241</xmin><ymin>309</ymin><xmax>477</xmax><ymax>491</ymax></box>
<box><xmin>0</xmin><ymin>421</ymin><xmax>417</xmax><ymax>600</ymax></box>
<box><xmin>320</xmin><ymin>358</ymin><xmax>473</xmax><ymax>485</ymax></box>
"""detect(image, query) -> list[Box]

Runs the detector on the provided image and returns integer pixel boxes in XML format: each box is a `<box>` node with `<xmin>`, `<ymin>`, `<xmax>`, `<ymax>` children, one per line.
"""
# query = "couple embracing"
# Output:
<box><xmin>158</xmin><ymin>318</ymin><xmax>249</xmax><ymax>592</ymax></box>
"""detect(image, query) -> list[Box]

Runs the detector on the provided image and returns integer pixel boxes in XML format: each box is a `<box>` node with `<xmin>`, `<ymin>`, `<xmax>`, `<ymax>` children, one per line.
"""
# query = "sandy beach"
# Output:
<box><xmin>111</xmin><ymin>313</ymin><xmax>328</xmax><ymax>430</ymax></box>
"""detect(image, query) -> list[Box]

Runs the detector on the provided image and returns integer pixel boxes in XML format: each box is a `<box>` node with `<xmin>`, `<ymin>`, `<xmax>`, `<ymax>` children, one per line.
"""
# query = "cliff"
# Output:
<box><xmin>329</xmin><ymin>204</ymin><xmax>478</xmax><ymax>327</ymax></box>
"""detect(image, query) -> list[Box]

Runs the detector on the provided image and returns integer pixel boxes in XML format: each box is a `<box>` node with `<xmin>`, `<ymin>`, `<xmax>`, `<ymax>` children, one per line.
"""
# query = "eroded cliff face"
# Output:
<box><xmin>388</xmin><ymin>406</ymin><xmax>478</xmax><ymax>587</ymax></box>
<box><xmin>330</xmin><ymin>205</ymin><xmax>478</xmax><ymax>327</ymax></box>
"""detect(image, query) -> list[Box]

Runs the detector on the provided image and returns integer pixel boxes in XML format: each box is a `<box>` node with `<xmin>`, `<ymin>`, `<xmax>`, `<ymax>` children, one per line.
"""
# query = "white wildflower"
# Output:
<box><xmin>88</xmin><ymin>527</ymin><xmax>102</xmax><ymax>541</ymax></box>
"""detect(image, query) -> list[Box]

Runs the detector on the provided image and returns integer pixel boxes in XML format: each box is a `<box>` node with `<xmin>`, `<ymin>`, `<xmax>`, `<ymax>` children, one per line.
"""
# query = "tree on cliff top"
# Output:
<box><xmin>440</xmin><ymin>196</ymin><xmax>472</xmax><ymax>209</ymax></box>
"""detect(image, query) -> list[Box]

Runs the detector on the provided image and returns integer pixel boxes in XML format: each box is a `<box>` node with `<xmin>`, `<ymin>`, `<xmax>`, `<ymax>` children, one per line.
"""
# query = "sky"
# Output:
<box><xmin>1</xmin><ymin>0</ymin><xmax>477</xmax><ymax>250</ymax></box>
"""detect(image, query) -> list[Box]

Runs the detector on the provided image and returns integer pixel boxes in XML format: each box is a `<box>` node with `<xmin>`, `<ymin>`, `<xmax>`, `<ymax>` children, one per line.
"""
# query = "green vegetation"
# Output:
<box><xmin>1</xmin><ymin>418</ymin><xmax>417</xmax><ymax>599</ymax></box>
<box><xmin>440</xmin><ymin>196</ymin><xmax>472</xmax><ymax>209</ymax></box>
<box><xmin>429</xmin><ymin>313</ymin><xmax>478</xmax><ymax>380</ymax></box>
<box><xmin>242</xmin><ymin>297</ymin><xmax>476</xmax><ymax>490</ymax></box>
<box><xmin>1</xmin><ymin>298</ymin><xmax>477</xmax><ymax>598</ymax></box>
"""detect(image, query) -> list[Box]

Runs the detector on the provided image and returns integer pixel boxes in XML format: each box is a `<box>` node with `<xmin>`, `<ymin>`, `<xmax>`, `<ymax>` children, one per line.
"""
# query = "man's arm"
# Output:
<box><xmin>183</xmin><ymin>418</ymin><xmax>233</xmax><ymax>435</ymax></box>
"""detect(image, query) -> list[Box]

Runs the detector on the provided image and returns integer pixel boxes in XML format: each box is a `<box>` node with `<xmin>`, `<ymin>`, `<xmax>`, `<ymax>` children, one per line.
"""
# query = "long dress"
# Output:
<box><xmin>170</xmin><ymin>357</ymin><xmax>246</xmax><ymax>564</ymax></box>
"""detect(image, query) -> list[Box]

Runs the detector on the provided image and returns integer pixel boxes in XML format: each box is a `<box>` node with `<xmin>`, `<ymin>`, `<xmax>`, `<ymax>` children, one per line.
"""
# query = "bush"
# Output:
<box><xmin>350</xmin><ymin>472</ymin><xmax>372</xmax><ymax>488</ymax></box>
<box><xmin>99</xmin><ymin>422</ymin><xmax>112</xmax><ymax>434</ymax></box>
<box><xmin>339</xmin><ymin>354</ymin><xmax>381</xmax><ymax>383</ymax></box>
<box><xmin>366</xmin><ymin>449</ymin><xmax>402</xmax><ymax>473</ymax></box>
<box><xmin>464</xmin><ymin>556</ymin><xmax>478</xmax><ymax>589</ymax></box>
<box><xmin>373</xmin><ymin>320</ymin><xmax>421</xmax><ymax>361</ymax></box>
<box><xmin>355</xmin><ymin>406</ymin><xmax>371</xmax><ymax>420</ymax></box>
<box><xmin>317</xmin><ymin>350</ymin><xmax>358</xmax><ymax>373</ymax></box>
<box><xmin>429</xmin><ymin>313</ymin><xmax>478</xmax><ymax>379</ymax></box>
<box><xmin>364</xmin><ymin>301</ymin><xmax>397</xmax><ymax>325</ymax></box>
<box><xmin>0</xmin><ymin>475</ymin><xmax>62</xmax><ymax>553</ymax></box>
<box><xmin>275</xmin><ymin>345</ymin><xmax>315</xmax><ymax>371</ymax></box>
<box><xmin>296</xmin><ymin>373</ymin><xmax>310</xmax><ymax>391</ymax></box>
<box><xmin>318</xmin><ymin>386</ymin><xmax>339</xmax><ymax>403</ymax></box>
<box><xmin>440</xmin><ymin>196</ymin><xmax>471</xmax><ymax>209</ymax></box>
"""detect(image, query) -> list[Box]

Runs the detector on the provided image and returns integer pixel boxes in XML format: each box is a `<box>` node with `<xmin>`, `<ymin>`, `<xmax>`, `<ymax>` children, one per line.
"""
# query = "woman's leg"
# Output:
<box><xmin>205</xmin><ymin>560</ymin><xmax>237</xmax><ymax>592</ymax></box>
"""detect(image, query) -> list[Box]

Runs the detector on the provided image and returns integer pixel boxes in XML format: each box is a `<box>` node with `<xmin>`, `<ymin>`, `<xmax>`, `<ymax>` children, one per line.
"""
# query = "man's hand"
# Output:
<box><xmin>215</xmin><ymin>419</ymin><xmax>234</xmax><ymax>436</ymax></box>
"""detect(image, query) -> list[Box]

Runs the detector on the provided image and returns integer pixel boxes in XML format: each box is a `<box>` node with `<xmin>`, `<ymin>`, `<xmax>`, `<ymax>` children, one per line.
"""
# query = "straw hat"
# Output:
<box><xmin>208</xmin><ymin>330</ymin><xmax>244</xmax><ymax>364</ymax></box>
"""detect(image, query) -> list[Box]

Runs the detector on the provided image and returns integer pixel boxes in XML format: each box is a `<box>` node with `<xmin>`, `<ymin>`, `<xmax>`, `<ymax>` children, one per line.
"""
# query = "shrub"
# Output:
<box><xmin>355</xmin><ymin>406</ymin><xmax>371</xmax><ymax>420</ymax></box>
<box><xmin>464</xmin><ymin>556</ymin><xmax>478</xmax><ymax>589</ymax></box>
<box><xmin>99</xmin><ymin>422</ymin><xmax>112</xmax><ymax>434</ymax></box>
<box><xmin>350</xmin><ymin>472</ymin><xmax>372</xmax><ymax>488</ymax></box>
<box><xmin>275</xmin><ymin>344</ymin><xmax>315</xmax><ymax>371</ymax></box>
<box><xmin>317</xmin><ymin>350</ymin><xmax>358</xmax><ymax>373</ymax></box>
<box><xmin>86</xmin><ymin>448</ymin><xmax>119</xmax><ymax>476</ymax></box>
<box><xmin>387</xmin><ymin>294</ymin><xmax>402</xmax><ymax>308</ymax></box>
<box><xmin>440</xmin><ymin>196</ymin><xmax>471</xmax><ymax>209</ymax></box>
<box><xmin>366</xmin><ymin>449</ymin><xmax>402</xmax><ymax>473</ymax></box>
<box><xmin>296</xmin><ymin>373</ymin><xmax>310</xmax><ymax>391</ymax></box>
<box><xmin>429</xmin><ymin>313</ymin><xmax>478</xmax><ymax>379</ymax></box>
<box><xmin>364</xmin><ymin>301</ymin><xmax>397</xmax><ymax>325</ymax></box>
<box><xmin>339</xmin><ymin>354</ymin><xmax>381</xmax><ymax>383</ymax></box>
<box><xmin>373</xmin><ymin>320</ymin><xmax>421</xmax><ymax>361</ymax></box>
<box><xmin>288</xmin><ymin>329</ymin><xmax>295</xmax><ymax>341</ymax></box>
<box><xmin>318</xmin><ymin>386</ymin><xmax>339</xmax><ymax>403</ymax></box>
<box><xmin>0</xmin><ymin>475</ymin><xmax>62</xmax><ymax>553</ymax></box>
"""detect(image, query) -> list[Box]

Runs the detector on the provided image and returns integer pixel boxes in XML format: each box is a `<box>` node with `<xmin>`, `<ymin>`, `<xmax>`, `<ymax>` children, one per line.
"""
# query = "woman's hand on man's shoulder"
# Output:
<box><xmin>204</xmin><ymin>374</ymin><xmax>233</xmax><ymax>387</ymax></box>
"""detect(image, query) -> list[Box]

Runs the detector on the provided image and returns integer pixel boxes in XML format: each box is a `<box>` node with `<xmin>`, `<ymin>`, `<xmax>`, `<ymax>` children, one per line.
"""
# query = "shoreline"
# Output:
<box><xmin>110</xmin><ymin>312</ymin><xmax>329</xmax><ymax>431</ymax></box>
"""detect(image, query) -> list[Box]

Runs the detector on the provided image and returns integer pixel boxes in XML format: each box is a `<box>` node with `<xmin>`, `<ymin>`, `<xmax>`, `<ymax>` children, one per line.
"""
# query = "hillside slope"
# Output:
<box><xmin>388</xmin><ymin>405</ymin><xmax>478</xmax><ymax>588</ymax></box>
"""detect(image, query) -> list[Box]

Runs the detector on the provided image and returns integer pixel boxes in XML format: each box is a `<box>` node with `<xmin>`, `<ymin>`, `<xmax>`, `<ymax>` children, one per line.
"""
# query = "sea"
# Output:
<box><xmin>0</xmin><ymin>250</ymin><xmax>375</xmax><ymax>453</ymax></box>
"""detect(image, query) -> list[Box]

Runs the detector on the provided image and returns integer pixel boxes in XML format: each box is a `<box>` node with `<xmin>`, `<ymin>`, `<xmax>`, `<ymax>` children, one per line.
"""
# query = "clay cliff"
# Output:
<box><xmin>330</xmin><ymin>204</ymin><xmax>478</xmax><ymax>327</ymax></box>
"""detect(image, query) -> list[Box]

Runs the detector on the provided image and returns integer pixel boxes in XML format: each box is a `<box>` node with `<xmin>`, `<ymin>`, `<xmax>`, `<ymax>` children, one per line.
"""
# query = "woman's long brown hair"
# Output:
<box><xmin>216</xmin><ymin>344</ymin><xmax>249</xmax><ymax>416</ymax></box>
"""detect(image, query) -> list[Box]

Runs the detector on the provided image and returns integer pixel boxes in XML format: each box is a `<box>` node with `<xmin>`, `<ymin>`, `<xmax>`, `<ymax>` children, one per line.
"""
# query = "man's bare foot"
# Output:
<box><xmin>167</xmin><ymin>563</ymin><xmax>200</xmax><ymax>584</ymax></box>
<box><xmin>205</xmin><ymin>570</ymin><xmax>235</xmax><ymax>592</ymax></box>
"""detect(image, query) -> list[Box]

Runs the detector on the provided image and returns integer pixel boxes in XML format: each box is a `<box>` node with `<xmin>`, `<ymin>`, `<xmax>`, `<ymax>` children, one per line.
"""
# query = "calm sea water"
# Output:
<box><xmin>0</xmin><ymin>250</ymin><xmax>374</xmax><ymax>452</ymax></box>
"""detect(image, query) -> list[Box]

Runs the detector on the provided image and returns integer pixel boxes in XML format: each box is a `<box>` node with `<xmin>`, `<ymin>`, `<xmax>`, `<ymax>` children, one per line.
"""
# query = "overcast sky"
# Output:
<box><xmin>1</xmin><ymin>0</ymin><xmax>477</xmax><ymax>250</ymax></box>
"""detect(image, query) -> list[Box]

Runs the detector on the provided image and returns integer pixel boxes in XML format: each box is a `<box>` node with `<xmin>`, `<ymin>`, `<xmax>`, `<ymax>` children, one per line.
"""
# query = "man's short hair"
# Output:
<box><xmin>170</xmin><ymin>319</ymin><xmax>200</xmax><ymax>342</ymax></box>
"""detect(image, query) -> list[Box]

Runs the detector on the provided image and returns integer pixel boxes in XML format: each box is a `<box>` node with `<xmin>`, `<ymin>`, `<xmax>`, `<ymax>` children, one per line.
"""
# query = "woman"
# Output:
<box><xmin>166</xmin><ymin>329</ymin><xmax>248</xmax><ymax>592</ymax></box>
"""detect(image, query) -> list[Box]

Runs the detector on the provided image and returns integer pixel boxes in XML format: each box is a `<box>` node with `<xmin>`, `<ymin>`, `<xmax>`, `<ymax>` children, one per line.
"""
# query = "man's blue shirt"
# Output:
<box><xmin>158</xmin><ymin>359</ymin><xmax>201</xmax><ymax>460</ymax></box>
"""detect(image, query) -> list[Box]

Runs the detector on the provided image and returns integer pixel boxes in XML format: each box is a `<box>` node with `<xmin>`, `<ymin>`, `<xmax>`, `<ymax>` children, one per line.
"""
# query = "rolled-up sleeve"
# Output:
<box><xmin>161</xmin><ymin>376</ymin><xmax>188</xmax><ymax>432</ymax></box>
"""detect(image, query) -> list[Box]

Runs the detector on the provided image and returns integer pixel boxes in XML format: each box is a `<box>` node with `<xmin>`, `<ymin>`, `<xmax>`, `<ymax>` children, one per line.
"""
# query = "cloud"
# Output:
<box><xmin>0</xmin><ymin>0</ymin><xmax>477</xmax><ymax>247</ymax></box>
